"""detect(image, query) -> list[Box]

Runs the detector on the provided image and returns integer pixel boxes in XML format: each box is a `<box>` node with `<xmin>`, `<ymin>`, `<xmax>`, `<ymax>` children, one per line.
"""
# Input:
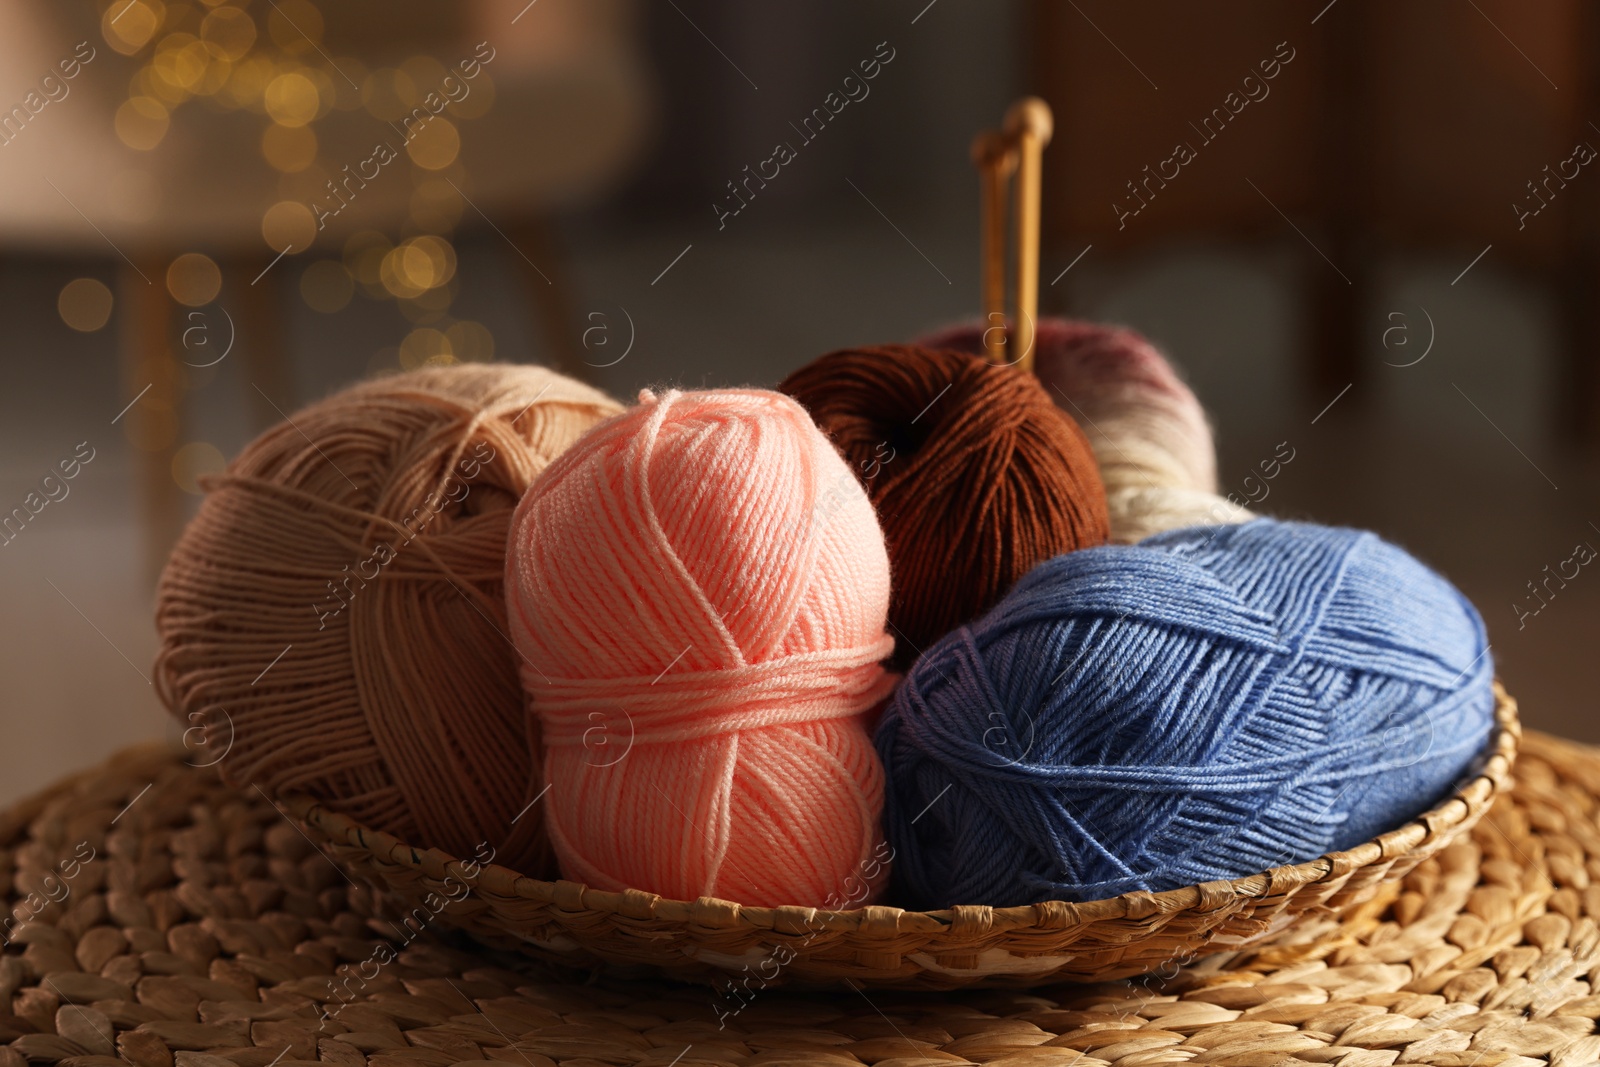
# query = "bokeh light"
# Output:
<box><xmin>446</xmin><ymin>320</ymin><xmax>494</xmax><ymax>362</ymax></box>
<box><xmin>406</xmin><ymin>236</ymin><xmax>456</xmax><ymax>289</ymax></box>
<box><xmin>132</xmin><ymin>64</ymin><xmax>185</xmax><ymax>108</ymax></box>
<box><xmin>398</xmin><ymin>56</ymin><xmax>449</xmax><ymax>97</ymax></box>
<box><xmin>398</xmin><ymin>327</ymin><xmax>451</xmax><ymax>370</ymax></box>
<box><xmin>152</xmin><ymin>33</ymin><xmax>211</xmax><ymax>92</ymax></box>
<box><xmin>261</xmin><ymin>199</ymin><xmax>316</xmax><ymax>251</ymax></box>
<box><xmin>166</xmin><ymin>253</ymin><xmax>222</xmax><ymax>308</ymax></box>
<box><xmin>264</xmin><ymin>71</ymin><xmax>320</xmax><ymax>127</ymax></box>
<box><xmin>104</xmin><ymin>1</ymin><xmax>164</xmax><ymax>56</ymax></box>
<box><xmin>267</xmin><ymin>0</ymin><xmax>324</xmax><ymax>51</ymax></box>
<box><xmin>115</xmin><ymin>96</ymin><xmax>170</xmax><ymax>151</ymax></box>
<box><xmin>172</xmin><ymin>441</ymin><xmax>227</xmax><ymax>494</ymax></box>
<box><xmin>110</xmin><ymin>1</ymin><xmax>500</xmax><ymax>340</ymax></box>
<box><xmin>360</xmin><ymin>68</ymin><xmax>416</xmax><ymax>123</ymax></box>
<box><xmin>343</xmin><ymin>230</ymin><xmax>392</xmax><ymax>297</ymax></box>
<box><xmin>58</xmin><ymin>279</ymin><xmax>114</xmax><ymax>333</ymax></box>
<box><xmin>261</xmin><ymin>122</ymin><xmax>317</xmax><ymax>172</ymax></box>
<box><xmin>379</xmin><ymin>249</ymin><xmax>424</xmax><ymax>300</ymax></box>
<box><xmin>200</xmin><ymin>6</ymin><xmax>256</xmax><ymax>61</ymax></box>
<box><xmin>405</xmin><ymin>118</ymin><xmax>460</xmax><ymax>170</ymax></box>
<box><xmin>219</xmin><ymin>56</ymin><xmax>273</xmax><ymax>110</ymax></box>
<box><xmin>380</xmin><ymin>236</ymin><xmax>456</xmax><ymax>298</ymax></box>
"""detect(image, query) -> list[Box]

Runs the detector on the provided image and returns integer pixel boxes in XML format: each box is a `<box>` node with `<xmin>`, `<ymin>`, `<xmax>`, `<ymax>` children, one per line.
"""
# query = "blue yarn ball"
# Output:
<box><xmin>875</xmin><ymin>519</ymin><xmax>1495</xmax><ymax>909</ymax></box>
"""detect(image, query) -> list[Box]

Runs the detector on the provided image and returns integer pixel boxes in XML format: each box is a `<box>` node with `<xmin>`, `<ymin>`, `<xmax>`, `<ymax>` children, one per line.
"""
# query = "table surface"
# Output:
<box><xmin>0</xmin><ymin>733</ymin><xmax>1595</xmax><ymax>1067</ymax></box>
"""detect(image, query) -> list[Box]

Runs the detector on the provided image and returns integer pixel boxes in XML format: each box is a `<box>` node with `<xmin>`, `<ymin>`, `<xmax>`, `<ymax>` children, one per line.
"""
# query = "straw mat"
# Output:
<box><xmin>0</xmin><ymin>734</ymin><xmax>1597</xmax><ymax>1067</ymax></box>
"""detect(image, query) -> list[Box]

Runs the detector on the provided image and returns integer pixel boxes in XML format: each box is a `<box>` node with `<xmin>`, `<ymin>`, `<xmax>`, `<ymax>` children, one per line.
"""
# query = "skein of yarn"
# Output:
<box><xmin>780</xmin><ymin>345</ymin><xmax>1109</xmax><ymax>667</ymax></box>
<box><xmin>918</xmin><ymin>319</ymin><xmax>1253</xmax><ymax>543</ymax></box>
<box><xmin>877</xmin><ymin>518</ymin><xmax>1497</xmax><ymax>909</ymax></box>
<box><xmin>155</xmin><ymin>364</ymin><xmax>621</xmax><ymax>873</ymax></box>
<box><xmin>505</xmin><ymin>388</ymin><xmax>898</xmax><ymax>909</ymax></box>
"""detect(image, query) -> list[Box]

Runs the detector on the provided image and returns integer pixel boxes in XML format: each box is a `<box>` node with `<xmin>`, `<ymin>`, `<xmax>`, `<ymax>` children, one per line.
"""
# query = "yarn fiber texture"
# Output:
<box><xmin>919</xmin><ymin>319</ymin><xmax>1253</xmax><ymax>544</ymax></box>
<box><xmin>876</xmin><ymin>518</ymin><xmax>1497</xmax><ymax>910</ymax></box>
<box><xmin>779</xmin><ymin>344</ymin><xmax>1109</xmax><ymax>668</ymax></box>
<box><xmin>505</xmin><ymin>388</ymin><xmax>897</xmax><ymax>909</ymax></box>
<box><xmin>155</xmin><ymin>363</ymin><xmax>621</xmax><ymax>874</ymax></box>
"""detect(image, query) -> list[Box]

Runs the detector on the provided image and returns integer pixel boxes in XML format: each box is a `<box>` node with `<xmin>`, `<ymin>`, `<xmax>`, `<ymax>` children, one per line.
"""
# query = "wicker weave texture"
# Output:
<box><xmin>0</xmin><ymin>715</ymin><xmax>1593</xmax><ymax>1067</ymax></box>
<box><xmin>290</xmin><ymin>685</ymin><xmax>1520</xmax><ymax>989</ymax></box>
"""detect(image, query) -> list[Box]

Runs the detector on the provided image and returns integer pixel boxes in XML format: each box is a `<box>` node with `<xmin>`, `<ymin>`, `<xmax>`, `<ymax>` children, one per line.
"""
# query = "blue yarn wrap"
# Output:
<box><xmin>875</xmin><ymin>519</ymin><xmax>1495</xmax><ymax>909</ymax></box>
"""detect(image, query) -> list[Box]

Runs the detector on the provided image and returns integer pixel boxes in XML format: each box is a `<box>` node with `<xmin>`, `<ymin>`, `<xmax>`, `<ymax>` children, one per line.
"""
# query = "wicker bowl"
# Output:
<box><xmin>290</xmin><ymin>682</ymin><xmax>1519</xmax><ymax>991</ymax></box>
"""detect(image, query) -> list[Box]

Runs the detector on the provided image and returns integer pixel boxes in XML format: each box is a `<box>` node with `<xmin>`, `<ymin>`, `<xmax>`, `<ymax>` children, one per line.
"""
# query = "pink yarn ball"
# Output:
<box><xmin>505</xmin><ymin>388</ymin><xmax>897</xmax><ymax>909</ymax></box>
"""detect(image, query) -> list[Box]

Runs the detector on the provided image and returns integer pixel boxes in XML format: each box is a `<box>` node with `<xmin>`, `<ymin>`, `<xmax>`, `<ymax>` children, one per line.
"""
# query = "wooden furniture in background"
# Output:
<box><xmin>1031</xmin><ymin>0</ymin><xmax>1600</xmax><ymax>439</ymax></box>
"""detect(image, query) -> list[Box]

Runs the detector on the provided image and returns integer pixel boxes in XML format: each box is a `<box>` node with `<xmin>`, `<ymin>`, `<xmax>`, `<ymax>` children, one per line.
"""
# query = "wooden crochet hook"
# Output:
<box><xmin>972</xmin><ymin>98</ymin><xmax>1054</xmax><ymax>374</ymax></box>
<box><xmin>971</xmin><ymin>130</ymin><xmax>1017</xmax><ymax>366</ymax></box>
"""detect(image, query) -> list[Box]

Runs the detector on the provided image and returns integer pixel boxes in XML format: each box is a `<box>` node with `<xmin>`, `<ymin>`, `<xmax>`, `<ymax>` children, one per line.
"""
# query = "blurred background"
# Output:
<box><xmin>2</xmin><ymin>0</ymin><xmax>1595</xmax><ymax>804</ymax></box>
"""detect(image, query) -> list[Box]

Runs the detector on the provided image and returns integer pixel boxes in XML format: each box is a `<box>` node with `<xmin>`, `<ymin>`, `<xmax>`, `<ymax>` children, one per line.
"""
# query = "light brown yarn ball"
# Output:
<box><xmin>154</xmin><ymin>364</ymin><xmax>621</xmax><ymax>873</ymax></box>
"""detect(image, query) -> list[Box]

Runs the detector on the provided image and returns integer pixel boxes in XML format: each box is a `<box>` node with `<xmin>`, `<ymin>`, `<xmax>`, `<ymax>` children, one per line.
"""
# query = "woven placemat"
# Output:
<box><xmin>0</xmin><ymin>735</ymin><xmax>1597</xmax><ymax>1067</ymax></box>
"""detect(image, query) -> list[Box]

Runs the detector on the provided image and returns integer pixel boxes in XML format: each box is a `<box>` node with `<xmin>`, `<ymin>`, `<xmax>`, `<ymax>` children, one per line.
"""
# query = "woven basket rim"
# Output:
<box><xmin>288</xmin><ymin>681</ymin><xmax>1519</xmax><ymax>940</ymax></box>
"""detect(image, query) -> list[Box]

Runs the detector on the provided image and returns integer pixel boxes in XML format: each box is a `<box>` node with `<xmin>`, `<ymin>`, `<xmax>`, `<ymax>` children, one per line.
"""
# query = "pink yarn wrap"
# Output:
<box><xmin>505</xmin><ymin>388</ymin><xmax>897</xmax><ymax>908</ymax></box>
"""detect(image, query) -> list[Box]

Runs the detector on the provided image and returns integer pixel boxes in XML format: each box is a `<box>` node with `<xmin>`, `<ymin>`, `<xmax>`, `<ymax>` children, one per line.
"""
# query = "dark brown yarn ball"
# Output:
<box><xmin>779</xmin><ymin>345</ymin><xmax>1109</xmax><ymax>667</ymax></box>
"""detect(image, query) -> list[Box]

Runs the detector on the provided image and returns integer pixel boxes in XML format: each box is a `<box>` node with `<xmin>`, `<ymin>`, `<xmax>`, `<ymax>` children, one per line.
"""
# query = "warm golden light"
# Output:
<box><xmin>261</xmin><ymin>200</ymin><xmax>316</xmax><ymax>252</ymax></box>
<box><xmin>167</xmin><ymin>253</ymin><xmax>223</xmax><ymax>308</ymax></box>
<box><xmin>115</xmin><ymin>96</ymin><xmax>170</xmax><ymax>151</ymax></box>
<box><xmin>406</xmin><ymin>235</ymin><xmax>457</xmax><ymax>289</ymax></box>
<box><xmin>382</xmin><ymin>237</ymin><xmax>457</xmax><ymax>299</ymax></box>
<box><xmin>261</xmin><ymin>122</ymin><xmax>317</xmax><ymax>172</ymax></box>
<box><xmin>264</xmin><ymin>70</ymin><xmax>320</xmax><ymax>127</ymax></box>
<box><xmin>110</xmin><ymin>0</ymin><xmax>503</xmax><ymax>337</ymax></box>
<box><xmin>360</xmin><ymin>68</ymin><xmax>416</xmax><ymax>123</ymax></box>
<box><xmin>380</xmin><ymin>247</ymin><xmax>424</xmax><ymax>300</ymax></box>
<box><xmin>200</xmin><ymin>6</ymin><xmax>256</xmax><ymax>61</ymax></box>
<box><xmin>398</xmin><ymin>56</ymin><xmax>448</xmax><ymax>96</ymax></box>
<box><xmin>219</xmin><ymin>56</ymin><xmax>274</xmax><ymax>110</ymax></box>
<box><xmin>446</xmin><ymin>320</ymin><xmax>495</xmax><ymax>363</ymax></box>
<box><xmin>267</xmin><ymin>0</ymin><xmax>324</xmax><ymax>51</ymax></box>
<box><xmin>194</xmin><ymin>54</ymin><xmax>233</xmax><ymax>96</ymax></box>
<box><xmin>343</xmin><ymin>231</ymin><xmax>392</xmax><ymax>294</ymax></box>
<box><xmin>398</xmin><ymin>327</ymin><xmax>451</xmax><ymax>370</ymax></box>
<box><xmin>104</xmin><ymin>1</ymin><xmax>164</xmax><ymax>56</ymax></box>
<box><xmin>152</xmin><ymin>33</ymin><xmax>211</xmax><ymax>91</ymax></box>
<box><xmin>58</xmin><ymin>279</ymin><xmax>114</xmax><ymax>333</ymax></box>
<box><xmin>405</xmin><ymin>118</ymin><xmax>460</xmax><ymax>171</ymax></box>
<box><xmin>172</xmin><ymin>441</ymin><xmax>226</xmax><ymax>494</ymax></box>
